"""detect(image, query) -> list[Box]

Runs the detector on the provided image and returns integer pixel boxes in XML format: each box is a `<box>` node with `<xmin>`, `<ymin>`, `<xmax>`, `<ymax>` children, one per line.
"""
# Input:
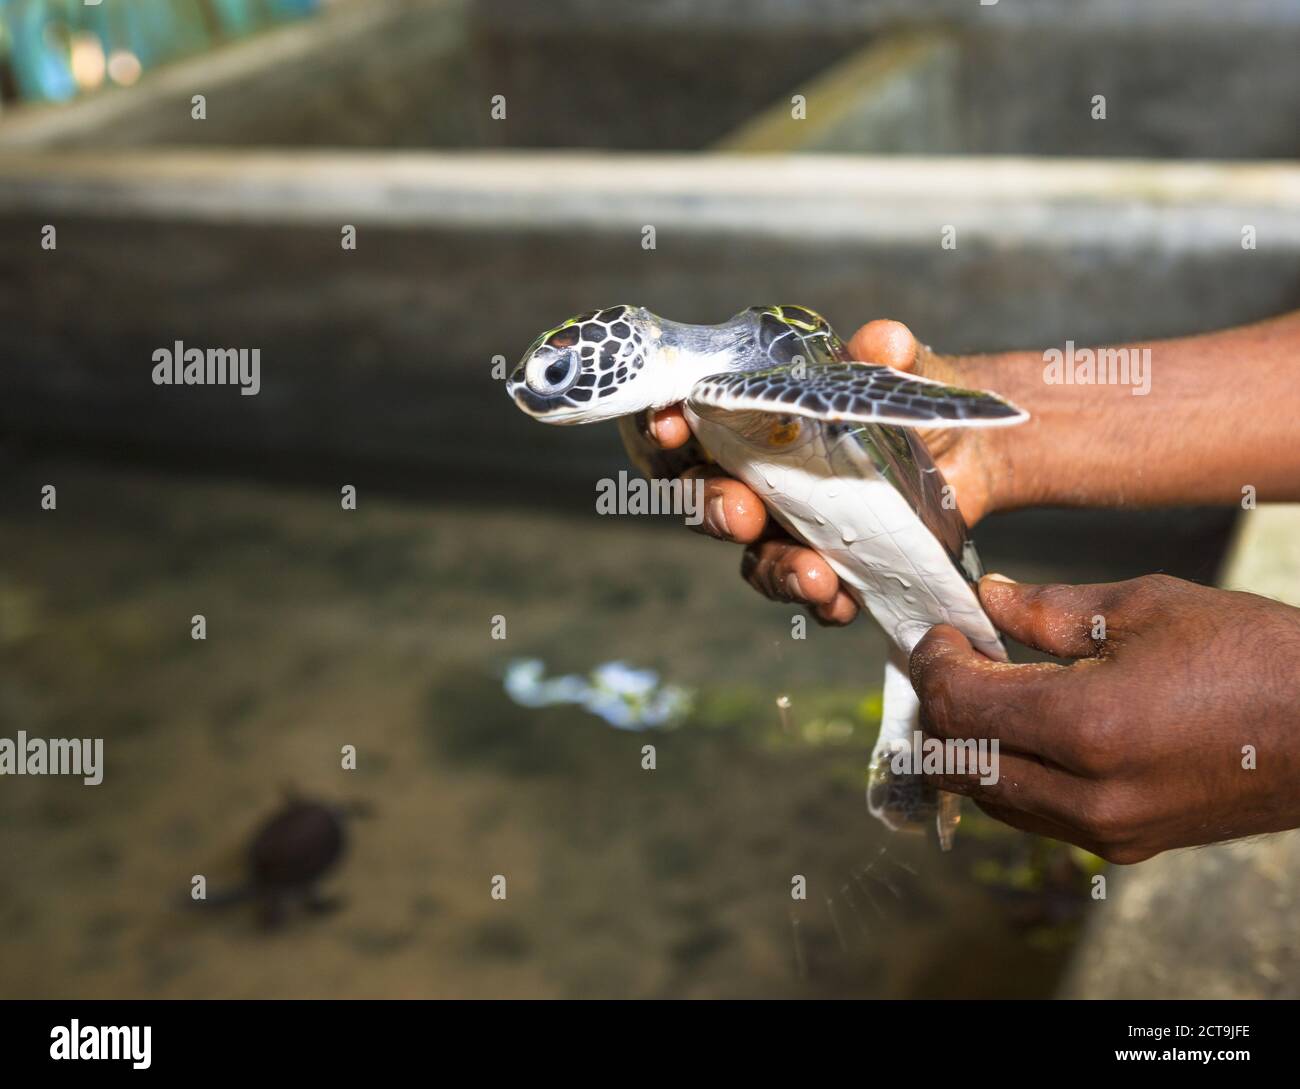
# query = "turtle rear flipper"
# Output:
<box><xmin>689</xmin><ymin>361</ymin><xmax>1028</xmax><ymax>429</ymax></box>
<box><xmin>868</xmin><ymin>647</ymin><xmax>960</xmax><ymax>850</ymax></box>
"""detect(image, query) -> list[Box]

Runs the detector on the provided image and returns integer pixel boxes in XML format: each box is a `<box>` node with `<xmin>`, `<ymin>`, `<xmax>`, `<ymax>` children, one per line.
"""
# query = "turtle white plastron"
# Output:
<box><xmin>507</xmin><ymin>305</ymin><xmax>1029</xmax><ymax>849</ymax></box>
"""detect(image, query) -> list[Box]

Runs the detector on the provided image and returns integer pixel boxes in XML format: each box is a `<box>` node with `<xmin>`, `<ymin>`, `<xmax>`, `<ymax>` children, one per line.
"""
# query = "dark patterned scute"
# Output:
<box><xmin>749</xmin><ymin>310</ymin><xmax>838</xmax><ymax>367</ymax></box>
<box><xmin>757</xmin><ymin>314</ymin><xmax>787</xmax><ymax>350</ymax></box>
<box><xmin>780</xmin><ymin>305</ymin><xmax>821</xmax><ymax>328</ymax></box>
<box><xmin>688</xmin><ymin>362</ymin><xmax>1027</xmax><ymax>426</ymax></box>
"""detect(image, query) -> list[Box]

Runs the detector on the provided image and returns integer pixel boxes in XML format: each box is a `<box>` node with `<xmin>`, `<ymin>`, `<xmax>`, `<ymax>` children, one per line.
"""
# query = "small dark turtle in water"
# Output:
<box><xmin>195</xmin><ymin>792</ymin><xmax>367</xmax><ymax>929</ymax></box>
<box><xmin>248</xmin><ymin>796</ymin><xmax>349</xmax><ymax>927</ymax></box>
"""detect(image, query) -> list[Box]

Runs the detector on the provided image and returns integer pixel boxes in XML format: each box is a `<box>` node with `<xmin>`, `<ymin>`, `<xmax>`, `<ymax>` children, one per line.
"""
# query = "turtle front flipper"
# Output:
<box><xmin>688</xmin><ymin>361</ymin><xmax>1028</xmax><ymax>429</ymax></box>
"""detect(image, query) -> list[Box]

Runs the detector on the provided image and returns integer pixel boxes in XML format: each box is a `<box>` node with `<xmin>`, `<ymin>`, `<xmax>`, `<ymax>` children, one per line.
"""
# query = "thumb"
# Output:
<box><xmin>908</xmin><ymin>623</ymin><xmax>1041</xmax><ymax>741</ymax></box>
<box><xmin>908</xmin><ymin>624</ymin><xmax>979</xmax><ymax>711</ymax></box>
<box><xmin>977</xmin><ymin>574</ymin><xmax>1108</xmax><ymax>658</ymax></box>
<box><xmin>846</xmin><ymin>320</ymin><xmax>920</xmax><ymax>370</ymax></box>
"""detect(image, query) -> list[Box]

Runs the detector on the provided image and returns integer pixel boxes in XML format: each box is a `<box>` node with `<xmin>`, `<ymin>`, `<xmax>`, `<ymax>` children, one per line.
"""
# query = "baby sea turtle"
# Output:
<box><xmin>201</xmin><ymin>793</ymin><xmax>359</xmax><ymax>927</ymax></box>
<box><xmin>248</xmin><ymin>796</ymin><xmax>348</xmax><ymax>924</ymax></box>
<box><xmin>508</xmin><ymin>305</ymin><xmax>1028</xmax><ymax>849</ymax></box>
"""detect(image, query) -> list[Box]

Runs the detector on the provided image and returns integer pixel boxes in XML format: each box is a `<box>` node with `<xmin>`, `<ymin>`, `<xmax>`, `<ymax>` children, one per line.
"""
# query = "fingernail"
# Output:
<box><xmin>785</xmin><ymin>572</ymin><xmax>803</xmax><ymax>601</ymax></box>
<box><xmin>705</xmin><ymin>494</ymin><xmax>730</xmax><ymax>537</ymax></box>
<box><xmin>984</xmin><ymin>572</ymin><xmax>1016</xmax><ymax>584</ymax></box>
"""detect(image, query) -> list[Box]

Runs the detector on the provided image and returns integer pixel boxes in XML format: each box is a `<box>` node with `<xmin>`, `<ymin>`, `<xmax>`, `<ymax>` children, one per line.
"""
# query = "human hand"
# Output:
<box><xmin>910</xmin><ymin>572</ymin><xmax>1300</xmax><ymax>862</ymax></box>
<box><xmin>648</xmin><ymin>319</ymin><xmax>1014</xmax><ymax>624</ymax></box>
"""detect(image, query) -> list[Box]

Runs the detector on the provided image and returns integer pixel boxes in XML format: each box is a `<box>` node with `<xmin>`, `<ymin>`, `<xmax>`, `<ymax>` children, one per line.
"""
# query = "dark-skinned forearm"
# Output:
<box><xmin>957</xmin><ymin>311</ymin><xmax>1300</xmax><ymax>513</ymax></box>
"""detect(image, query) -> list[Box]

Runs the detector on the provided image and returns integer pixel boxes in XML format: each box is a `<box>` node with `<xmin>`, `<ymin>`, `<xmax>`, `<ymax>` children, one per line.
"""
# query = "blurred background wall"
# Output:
<box><xmin>1</xmin><ymin>0</ymin><xmax>1297</xmax><ymax>507</ymax></box>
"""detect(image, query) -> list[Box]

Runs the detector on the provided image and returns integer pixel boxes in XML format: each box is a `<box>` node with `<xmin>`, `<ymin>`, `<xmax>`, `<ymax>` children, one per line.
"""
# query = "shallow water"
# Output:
<box><xmin>0</xmin><ymin>456</ymin><xmax>1108</xmax><ymax>998</ymax></box>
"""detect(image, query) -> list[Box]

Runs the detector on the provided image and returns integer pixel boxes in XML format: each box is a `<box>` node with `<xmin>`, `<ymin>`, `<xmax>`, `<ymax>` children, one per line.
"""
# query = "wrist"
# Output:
<box><xmin>946</xmin><ymin>349</ymin><xmax>1054</xmax><ymax>517</ymax></box>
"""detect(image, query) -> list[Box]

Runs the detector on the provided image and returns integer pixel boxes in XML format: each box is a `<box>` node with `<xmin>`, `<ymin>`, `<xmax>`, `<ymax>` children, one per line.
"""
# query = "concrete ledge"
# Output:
<box><xmin>1220</xmin><ymin>505</ymin><xmax>1300</xmax><ymax>609</ymax></box>
<box><xmin>2</xmin><ymin>151</ymin><xmax>1299</xmax><ymax>246</ymax></box>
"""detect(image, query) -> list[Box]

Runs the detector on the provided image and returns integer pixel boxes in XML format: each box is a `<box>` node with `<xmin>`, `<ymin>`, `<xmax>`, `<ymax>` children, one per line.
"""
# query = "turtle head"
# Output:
<box><xmin>508</xmin><ymin>305</ymin><xmax>664</xmax><ymax>425</ymax></box>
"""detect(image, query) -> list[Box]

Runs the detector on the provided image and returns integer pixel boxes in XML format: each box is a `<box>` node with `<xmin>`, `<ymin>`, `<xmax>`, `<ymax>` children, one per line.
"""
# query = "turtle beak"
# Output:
<box><xmin>506</xmin><ymin>377</ymin><xmax>586</xmax><ymax>424</ymax></box>
<box><xmin>506</xmin><ymin>376</ymin><xmax>541</xmax><ymax>414</ymax></box>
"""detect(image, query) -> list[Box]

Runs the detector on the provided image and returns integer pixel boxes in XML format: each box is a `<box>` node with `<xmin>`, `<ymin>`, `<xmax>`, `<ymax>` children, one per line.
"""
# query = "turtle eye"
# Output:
<box><xmin>525</xmin><ymin>349</ymin><xmax>580</xmax><ymax>395</ymax></box>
